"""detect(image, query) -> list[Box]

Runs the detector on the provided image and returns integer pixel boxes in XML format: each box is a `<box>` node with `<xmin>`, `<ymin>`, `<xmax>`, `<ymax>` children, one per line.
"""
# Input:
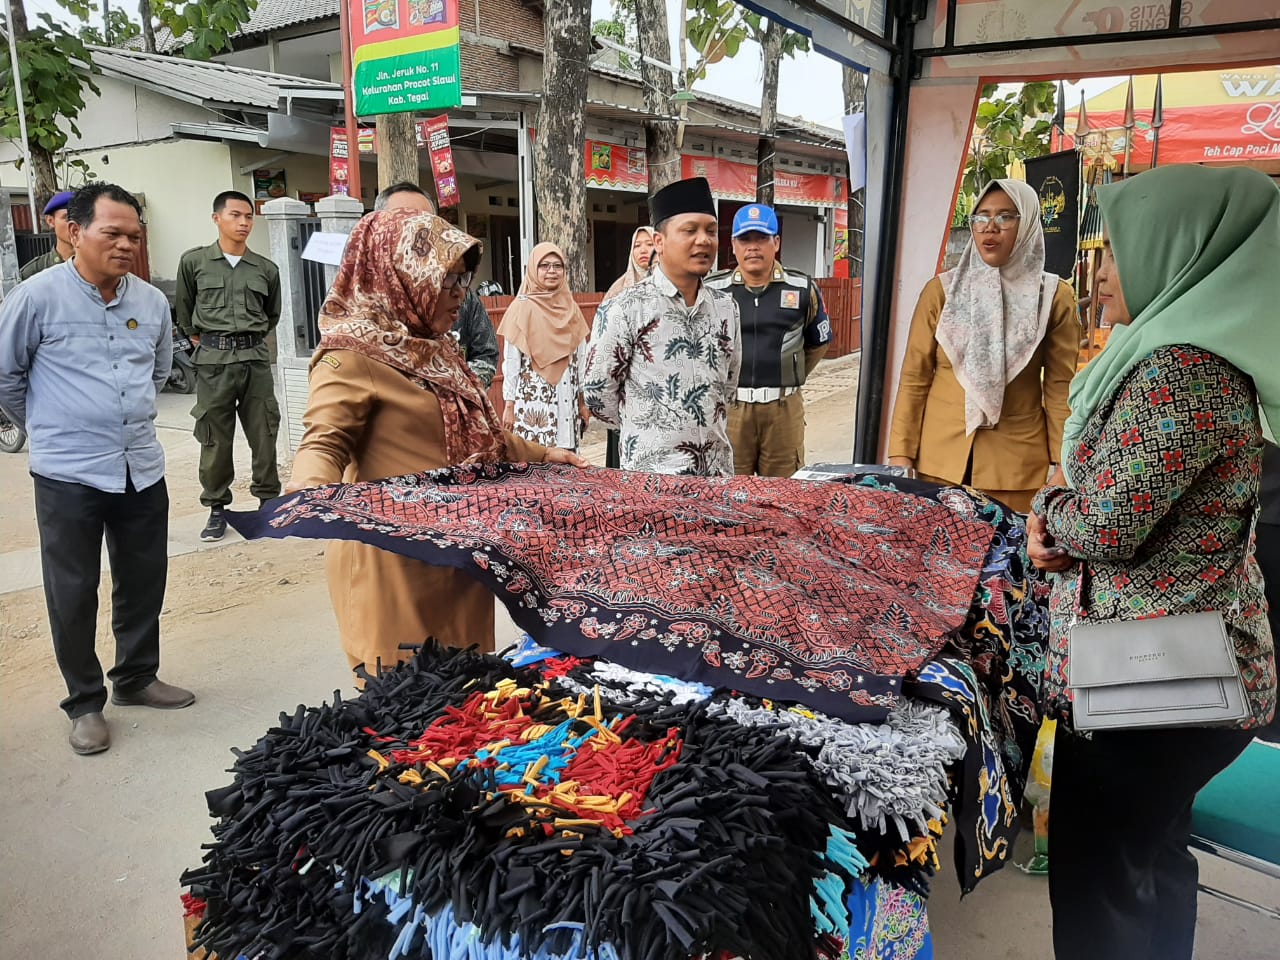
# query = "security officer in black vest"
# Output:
<box><xmin>707</xmin><ymin>204</ymin><xmax>831</xmax><ymax>476</ymax></box>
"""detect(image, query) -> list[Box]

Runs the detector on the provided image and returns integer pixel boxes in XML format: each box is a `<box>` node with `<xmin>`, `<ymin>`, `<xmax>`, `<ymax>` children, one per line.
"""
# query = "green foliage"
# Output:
<box><xmin>79</xmin><ymin>9</ymin><xmax>143</xmax><ymax>45</ymax></box>
<box><xmin>0</xmin><ymin>13</ymin><xmax>100</xmax><ymax>156</ymax></box>
<box><xmin>963</xmin><ymin>81</ymin><xmax>1057</xmax><ymax>195</ymax></box>
<box><xmin>155</xmin><ymin>0</ymin><xmax>257</xmax><ymax>61</ymax></box>
<box><xmin>685</xmin><ymin>1</ymin><xmax>808</xmax><ymax>82</ymax></box>
<box><xmin>591</xmin><ymin>17</ymin><xmax>633</xmax><ymax>70</ymax></box>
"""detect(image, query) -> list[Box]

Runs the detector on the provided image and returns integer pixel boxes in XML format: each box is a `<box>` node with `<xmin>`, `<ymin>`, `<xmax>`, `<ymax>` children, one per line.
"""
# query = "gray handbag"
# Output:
<box><xmin>1068</xmin><ymin>609</ymin><xmax>1248</xmax><ymax>731</ymax></box>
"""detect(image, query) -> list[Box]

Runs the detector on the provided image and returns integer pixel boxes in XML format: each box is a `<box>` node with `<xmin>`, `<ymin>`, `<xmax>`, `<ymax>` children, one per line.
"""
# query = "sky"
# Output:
<box><xmin>589</xmin><ymin>0</ymin><xmax>1126</xmax><ymax>131</ymax></box>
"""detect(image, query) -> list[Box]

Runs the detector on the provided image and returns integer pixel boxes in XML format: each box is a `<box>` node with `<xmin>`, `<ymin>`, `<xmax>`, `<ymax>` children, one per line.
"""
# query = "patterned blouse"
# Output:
<box><xmin>583</xmin><ymin>268</ymin><xmax>741</xmax><ymax>476</ymax></box>
<box><xmin>502</xmin><ymin>341</ymin><xmax>588</xmax><ymax>450</ymax></box>
<box><xmin>1033</xmin><ymin>345</ymin><xmax>1276</xmax><ymax>730</ymax></box>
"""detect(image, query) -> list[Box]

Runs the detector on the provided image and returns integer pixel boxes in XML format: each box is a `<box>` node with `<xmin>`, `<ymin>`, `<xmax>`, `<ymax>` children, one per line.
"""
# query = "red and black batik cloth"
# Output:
<box><xmin>230</xmin><ymin>464</ymin><xmax>998</xmax><ymax>724</ymax></box>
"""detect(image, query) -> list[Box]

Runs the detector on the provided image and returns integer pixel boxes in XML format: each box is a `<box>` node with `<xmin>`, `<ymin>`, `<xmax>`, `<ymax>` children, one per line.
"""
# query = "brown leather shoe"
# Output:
<box><xmin>69</xmin><ymin>712</ymin><xmax>110</xmax><ymax>755</ymax></box>
<box><xmin>111</xmin><ymin>679</ymin><xmax>196</xmax><ymax>710</ymax></box>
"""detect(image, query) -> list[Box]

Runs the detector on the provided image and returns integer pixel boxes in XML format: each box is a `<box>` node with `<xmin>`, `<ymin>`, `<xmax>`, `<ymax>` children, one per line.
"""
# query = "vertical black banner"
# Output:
<box><xmin>1024</xmin><ymin>151</ymin><xmax>1079</xmax><ymax>280</ymax></box>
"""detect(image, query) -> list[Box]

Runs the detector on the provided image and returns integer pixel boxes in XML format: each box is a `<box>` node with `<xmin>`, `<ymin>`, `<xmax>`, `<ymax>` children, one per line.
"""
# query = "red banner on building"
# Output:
<box><xmin>584</xmin><ymin>140</ymin><xmax>648</xmax><ymax>191</ymax></box>
<box><xmin>420</xmin><ymin>115</ymin><xmax>460</xmax><ymax>207</ymax></box>
<box><xmin>329</xmin><ymin>127</ymin><xmax>377</xmax><ymax>195</ymax></box>
<box><xmin>681</xmin><ymin>156</ymin><xmax>839</xmax><ymax>207</ymax></box>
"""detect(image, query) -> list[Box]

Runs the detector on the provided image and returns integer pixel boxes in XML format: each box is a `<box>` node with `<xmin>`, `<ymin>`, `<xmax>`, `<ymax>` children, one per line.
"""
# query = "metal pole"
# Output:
<box><xmin>2</xmin><ymin>0</ymin><xmax>40</xmax><ymax>231</ymax></box>
<box><xmin>337</xmin><ymin>0</ymin><xmax>362</xmax><ymax>202</ymax></box>
<box><xmin>516</xmin><ymin>108</ymin><xmax>534</xmax><ymax>269</ymax></box>
<box><xmin>853</xmin><ymin>2</ymin><xmax>919</xmax><ymax>464</ymax></box>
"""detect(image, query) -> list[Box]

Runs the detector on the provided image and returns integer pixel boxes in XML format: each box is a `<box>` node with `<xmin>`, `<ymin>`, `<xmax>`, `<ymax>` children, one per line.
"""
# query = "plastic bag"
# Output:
<box><xmin>1019</xmin><ymin>719</ymin><xmax>1056</xmax><ymax>875</ymax></box>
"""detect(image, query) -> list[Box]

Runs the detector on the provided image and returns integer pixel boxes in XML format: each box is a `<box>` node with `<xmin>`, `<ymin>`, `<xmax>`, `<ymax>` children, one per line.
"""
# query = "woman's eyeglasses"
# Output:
<box><xmin>442</xmin><ymin>271</ymin><xmax>473</xmax><ymax>290</ymax></box>
<box><xmin>969</xmin><ymin>213</ymin><xmax>1021</xmax><ymax>231</ymax></box>
<box><xmin>538</xmin><ymin>261</ymin><xmax>566</xmax><ymax>273</ymax></box>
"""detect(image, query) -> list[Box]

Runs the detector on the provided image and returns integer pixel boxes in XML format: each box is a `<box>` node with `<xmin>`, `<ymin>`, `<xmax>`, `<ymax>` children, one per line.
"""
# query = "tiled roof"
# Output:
<box><xmin>128</xmin><ymin>0</ymin><xmax>340</xmax><ymax>53</ymax></box>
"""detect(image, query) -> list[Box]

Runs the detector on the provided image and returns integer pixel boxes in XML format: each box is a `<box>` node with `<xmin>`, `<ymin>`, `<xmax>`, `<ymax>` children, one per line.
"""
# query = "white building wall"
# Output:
<box><xmin>777</xmin><ymin>209</ymin><xmax>822</xmax><ymax>278</ymax></box>
<box><xmin>93</xmin><ymin>139</ymin><xmax>236</xmax><ymax>293</ymax></box>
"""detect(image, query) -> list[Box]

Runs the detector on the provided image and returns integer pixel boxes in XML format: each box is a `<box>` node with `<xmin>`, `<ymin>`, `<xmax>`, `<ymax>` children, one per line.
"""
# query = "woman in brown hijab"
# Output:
<box><xmin>287</xmin><ymin>211</ymin><xmax>586</xmax><ymax>675</ymax></box>
<box><xmin>499</xmin><ymin>243</ymin><xmax>592</xmax><ymax>450</ymax></box>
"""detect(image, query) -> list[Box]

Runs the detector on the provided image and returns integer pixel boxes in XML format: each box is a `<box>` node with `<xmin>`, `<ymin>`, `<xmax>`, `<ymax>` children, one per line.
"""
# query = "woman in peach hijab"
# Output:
<box><xmin>498</xmin><ymin>242</ymin><xmax>592</xmax><ymax>450</ymax></box>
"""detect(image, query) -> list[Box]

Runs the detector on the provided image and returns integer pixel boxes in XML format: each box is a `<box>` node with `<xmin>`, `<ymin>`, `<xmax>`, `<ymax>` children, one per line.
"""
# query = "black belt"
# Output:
<box><xmin>200</xmin><ymin>332</ymin><xmax>264</xmax><ymax>351</ymax></box>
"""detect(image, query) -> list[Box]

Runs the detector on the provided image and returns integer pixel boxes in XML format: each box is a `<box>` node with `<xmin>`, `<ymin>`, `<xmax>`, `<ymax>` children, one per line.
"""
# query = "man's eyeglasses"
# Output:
<box><xmin>442</xmin><ymin>271</ymin><xmax>473</xmax><ymax>290</ymax></box>
<box><xmin>969</xmin><ymin>213</ymin><xmax>1021</xmax><ymax>231</ymax></box>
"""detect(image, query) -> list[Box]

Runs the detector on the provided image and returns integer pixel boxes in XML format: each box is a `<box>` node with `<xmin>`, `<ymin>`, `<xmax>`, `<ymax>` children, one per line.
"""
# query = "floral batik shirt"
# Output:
<box><xmin>583</xmin><ymin>268</ymin><xmax>741</xmax><ymax>476</ymax></box>
<box><xmin>502</xmin><ymin>341</ymin><xmax>588</xmax><ymax>450</ymax></box>
<box><xmin>1033</xmin><ymin>345</ymin><xmax>1276</xmax><ymax>730</ymax></box>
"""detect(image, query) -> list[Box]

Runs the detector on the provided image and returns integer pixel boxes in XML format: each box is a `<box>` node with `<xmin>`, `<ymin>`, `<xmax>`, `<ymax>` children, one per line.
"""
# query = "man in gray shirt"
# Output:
<box><xmin>0</xmin><ymin>183</ymin><xmax>195</xmax><ymax>756</ymax></box>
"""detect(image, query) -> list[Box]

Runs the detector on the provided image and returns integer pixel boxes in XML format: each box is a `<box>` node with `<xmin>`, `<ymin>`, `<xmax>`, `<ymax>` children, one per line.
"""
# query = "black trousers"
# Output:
<box><xmin>32</xmin><ymin>473</ymin><xmax>168</xmax><ymax>718</ymax></box>
<box><xmin>1256</xmin><ymin>521</ymin><xmax>1280</xmax><ymax>741</ymax></box>
<box><xmin>1048</xmin><ymin>723</ymin><xmax>1252</xmax><ymax>960</ymax></box>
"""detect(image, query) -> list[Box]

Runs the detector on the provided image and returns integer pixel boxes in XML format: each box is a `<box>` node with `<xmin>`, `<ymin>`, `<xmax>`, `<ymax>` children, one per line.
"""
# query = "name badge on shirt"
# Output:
<box><xmin>780</xmin><ymin>291</ymin><xmax>800</xmax><ymax>310</ymax></box>
<box><xmin>126</xmin><ymin>318</ymin><xmax>139</xmax><ymax>330</ymax></box>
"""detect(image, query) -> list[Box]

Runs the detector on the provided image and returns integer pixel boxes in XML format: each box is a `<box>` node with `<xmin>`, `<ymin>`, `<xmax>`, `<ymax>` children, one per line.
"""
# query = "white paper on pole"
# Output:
<box><xmin>301</xmin><ymin>231</ymin><xmax>350</xmax><ymax>266</ymax></box>
<box><xmin>843</xmin><ymin>113</ymin><xmax>867</xmax><ymax>193</ymax></box>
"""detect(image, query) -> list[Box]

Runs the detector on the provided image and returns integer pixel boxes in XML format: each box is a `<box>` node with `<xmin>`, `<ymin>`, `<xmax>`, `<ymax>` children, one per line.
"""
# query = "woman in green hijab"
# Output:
<box><xmin>1026</xmin><ymin>164</ymin><xmax>1278</xmax><ymax>960</ymax></box>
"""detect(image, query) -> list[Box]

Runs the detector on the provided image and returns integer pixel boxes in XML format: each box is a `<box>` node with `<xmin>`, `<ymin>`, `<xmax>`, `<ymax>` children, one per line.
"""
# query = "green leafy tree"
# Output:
<box><xmin>155</xmin><ymin>0</ymin><xmax>257</xmax><ymax>61</ymax></box>
<box><xmin>685</xmin><ymin>1</ymin><xmax>809</xmax><ymax>205</ymax></box>
<box><xmin>1</xmin><ymin>0</ymin><xmax>254</xmax><ymax>205</ymax></box>
<box><xmin>963</xmin><ymin>81</ymin><xmax>1057</xmax><ymax>195</ymax></box>
<box><xmin>591</xmin><ymin>0</ymin><xmax>635</xmax><ymax>70</ymax></box>
<box><xmin>78</xmin><ymin>8</ymin><xmax>143</xmax><ymax>45</ymax></box>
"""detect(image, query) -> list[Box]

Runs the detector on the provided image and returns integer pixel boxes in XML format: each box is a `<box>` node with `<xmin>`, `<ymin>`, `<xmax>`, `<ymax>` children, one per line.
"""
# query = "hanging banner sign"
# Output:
<box><xmin>584</xmin><ymin>141</ymin><xmax>649</xmax><ymax>191</ymax></box>
<box><xmin>1024</xmin><ymin>150</ymin><xmax>1080</xmax><ymax>281</ymax></box>
<box><xmin>421</xmin><ymin>115</ymin><xmax>460</xmax><ymax>207</ymax></box>
<box><xmin>680</xmin><ymin>156</ymin><xmax>839</xmax><ymax>208</ymax></box>
<box><xmin>329</xmin><ymin>127</ymin><xmax>377</xmax><ymax>195</ymax></box>
<box><xmin>349</xmin><ymin>0</ymin><xmax>463</xmax><ymax>116</ymax></box>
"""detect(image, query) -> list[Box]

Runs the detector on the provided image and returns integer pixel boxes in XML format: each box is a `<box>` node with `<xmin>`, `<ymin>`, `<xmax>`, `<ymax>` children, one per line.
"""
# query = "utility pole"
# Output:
<box><xmin>337</xmin><ymin>0</ymin><xmax>362</xmax><ymax>202</ymax></box>
<box><xmin>2</xmin><ymin>0</ymin><xmax>40</xmax><ymax>230</ymax></box>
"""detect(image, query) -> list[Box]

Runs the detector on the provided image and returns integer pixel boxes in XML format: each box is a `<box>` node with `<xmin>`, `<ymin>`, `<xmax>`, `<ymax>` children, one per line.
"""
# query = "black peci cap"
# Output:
<box><xmin>650</xmin><ymin>177</ymin><xmax>716</xmax><ymax>225</ymax></box>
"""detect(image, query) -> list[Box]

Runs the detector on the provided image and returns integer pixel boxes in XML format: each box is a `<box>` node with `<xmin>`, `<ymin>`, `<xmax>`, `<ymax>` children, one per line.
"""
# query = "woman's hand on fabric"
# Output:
<box><xmin>1027</xmin><ymin>510</ymin><xmax>1074</xmax><ymax>573</ymax></box>
<box><xmin>545</xmin><ymin>447</ymin><xmax>590</xmax><ymax>468</ymax></box>
<box><xmin>502</xmin><ymin>400</ymin><xmax>515</xmax><ymax>431</ymax></box>
<box><xmin>888</xmin><ymin>457</ymin><xmax>914</xmax><ymax>470</ymax></box>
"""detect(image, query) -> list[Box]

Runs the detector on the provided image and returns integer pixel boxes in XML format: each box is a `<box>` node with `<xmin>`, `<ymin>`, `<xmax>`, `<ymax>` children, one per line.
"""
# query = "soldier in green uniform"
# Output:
<box><xmin>175</xmin><ymin>190</ymin><xmax>282</xmax><ymax>541</ymax></box>
<box><xmin>18</xmin><ymin>191</ymin><xmax>75</xmax><ymax>281</ymax></box>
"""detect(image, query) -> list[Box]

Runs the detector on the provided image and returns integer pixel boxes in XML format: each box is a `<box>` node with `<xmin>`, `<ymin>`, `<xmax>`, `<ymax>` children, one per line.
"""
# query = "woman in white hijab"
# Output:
<box><xmin>887</xmin><ymin>178</ymin><xmax>1080</xmax><ymax>513</ymax></box>
<box><xmin>603</xmin><ymin>227</ymin><xmax>656</xmax><ymax>302</ymax></box>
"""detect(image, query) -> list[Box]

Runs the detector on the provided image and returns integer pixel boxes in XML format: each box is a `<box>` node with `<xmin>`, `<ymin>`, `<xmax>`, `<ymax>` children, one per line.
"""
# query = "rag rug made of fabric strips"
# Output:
<box><xmin>182</xmin><ymin>644</ymin><xmax>929</xmax><ymax>960</ymax></box>
<box><xmin>229</xmin><ymin>464</ymin><xmax>997</xmax><ymax>723</ymax></box>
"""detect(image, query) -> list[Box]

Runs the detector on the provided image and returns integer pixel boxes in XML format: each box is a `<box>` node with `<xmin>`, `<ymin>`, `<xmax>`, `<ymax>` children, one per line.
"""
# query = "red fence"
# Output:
<box><xmin>479</xmin><ymin>280</ymin><xmax>860</xmax><ymax>409</ymax></box>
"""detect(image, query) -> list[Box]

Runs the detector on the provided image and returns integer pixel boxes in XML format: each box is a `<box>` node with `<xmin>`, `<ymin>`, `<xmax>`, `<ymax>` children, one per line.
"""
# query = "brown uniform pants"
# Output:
<box><xmin>728</xmin><ymin>392</ymin><xmax>805</xmax><ymax>477</ymax></box>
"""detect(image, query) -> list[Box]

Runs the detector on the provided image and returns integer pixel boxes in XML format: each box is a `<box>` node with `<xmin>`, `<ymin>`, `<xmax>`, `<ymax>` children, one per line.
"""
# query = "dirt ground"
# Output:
<box><xmin>1</xmin><ymin>355</ymin><xmax>1276</xmax><ymax>959</ymax></box>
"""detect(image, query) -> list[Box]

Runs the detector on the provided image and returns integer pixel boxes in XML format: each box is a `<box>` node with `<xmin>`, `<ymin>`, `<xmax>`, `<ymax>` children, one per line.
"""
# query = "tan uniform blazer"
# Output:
<box><xmin>291</xmin><ymin>349</ymin><xmax>547</xmax><ymax>673</ymax></box>
<box><xmin>888</xmin><ymin>277</ymin><xmax>1079</xmax><ymax>497</ymax></box>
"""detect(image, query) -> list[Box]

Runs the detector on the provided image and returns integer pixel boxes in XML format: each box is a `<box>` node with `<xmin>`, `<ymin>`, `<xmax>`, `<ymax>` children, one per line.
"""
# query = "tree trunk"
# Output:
<box><xmin>634</xmin><ymin>0</ymin><xmax>679</xmax><ymax>201</ymax></box>
<box><xmin>755</xmin><ymin>20</ymin><xmax>785</xmax><ymax>206</ymax></box>
<box><xmin>7</xmin><ymin>0</ymin><xmax>58</xmax><ymax>206</ymax></box>
<box><xmin>375</xmin><ymin>113</ymin><xmax>420</xmax><ymax>191</ymax></box>
<box><xmin>533</xmin><ymin>0</ymin><xmax>591</xmax><ymax>292</ymax></box>
<box><xmin>139</xmin><ymin>0</ymin><xmax>158</xmax><ymax>54</ymax></box>
<box><xmin>842</xmin><ymin>66</ymin><xmax>867</xmax><ymax>278</ymax></box>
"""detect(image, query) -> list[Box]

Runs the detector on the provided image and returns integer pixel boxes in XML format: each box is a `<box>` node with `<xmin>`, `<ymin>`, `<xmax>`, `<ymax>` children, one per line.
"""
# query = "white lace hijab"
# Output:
<box><xmin>935</xmin><ymin>178</ymin><xmax>1057</xmax><ymax>436</ymax></box>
